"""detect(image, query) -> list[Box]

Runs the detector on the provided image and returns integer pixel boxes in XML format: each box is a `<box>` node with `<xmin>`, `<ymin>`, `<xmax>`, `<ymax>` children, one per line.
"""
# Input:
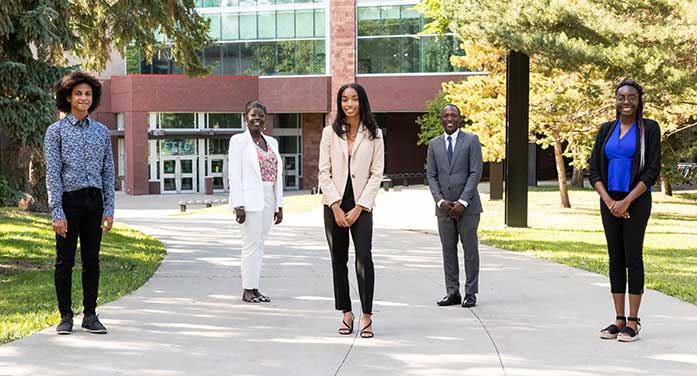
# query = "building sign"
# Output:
<box><xmin>161</xmin><ymin>139</ymin><xmax>196</xmax><ymax>156</ymax></box>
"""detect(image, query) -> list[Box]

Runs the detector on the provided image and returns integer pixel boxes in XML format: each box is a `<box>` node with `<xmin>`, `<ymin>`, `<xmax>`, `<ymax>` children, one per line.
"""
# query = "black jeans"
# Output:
<box><xmin>323</xmin><ymin>205</ymin><xmax>375</xmax><ymax>314</ymax></box>
<box><xmin>600</xmin><ymin>191</ymin><xmax>652</xmax><ymax>295</ymax></box>
<box><xmin>55</xmin><ymin>187</ymin><xmax>104</xmax><ymax>316</ymax></box>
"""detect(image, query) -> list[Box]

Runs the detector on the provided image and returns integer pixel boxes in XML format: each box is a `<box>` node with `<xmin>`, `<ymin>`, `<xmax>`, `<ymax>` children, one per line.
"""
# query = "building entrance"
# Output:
<box><xmin>161</xmin><ymin>156</ymin><xmax>197</xmax><ymax>194</ymax></box>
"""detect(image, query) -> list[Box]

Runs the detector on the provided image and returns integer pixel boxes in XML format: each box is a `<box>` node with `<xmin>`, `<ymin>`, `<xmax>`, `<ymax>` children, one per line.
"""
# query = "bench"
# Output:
<box><xmin>678</xmin><ymin>163</ymin><xmax>697</xmax><ymax>184</ymax></box>
<box><xmin>382</xmin><ymin>173</ymin><xmax>426</xmax><ymax>191</ymax></box>
<box><xmin>179</xmin><ymin>198</ymin><xmax>229</xmax><ymax>212</ymax></box>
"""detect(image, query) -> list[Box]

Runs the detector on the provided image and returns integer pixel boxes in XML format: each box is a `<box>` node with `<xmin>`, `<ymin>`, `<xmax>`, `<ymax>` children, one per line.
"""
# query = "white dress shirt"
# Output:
<box><xmin>437</xmin><ymin>129</ymin><xmax>469</xmax><ymax>209</ymax></box>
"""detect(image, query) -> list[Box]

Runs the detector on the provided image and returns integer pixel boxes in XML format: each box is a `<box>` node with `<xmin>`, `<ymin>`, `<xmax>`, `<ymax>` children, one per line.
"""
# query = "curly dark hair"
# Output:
<box><xmin>54</xmin><ymin>71</ymin><xmax>102</xmax><ymax>114</ymax></box>
<box><xmin>332</xmin><ymin>83</ymin><xmax>379</xmax><ymax>140</ymax></box>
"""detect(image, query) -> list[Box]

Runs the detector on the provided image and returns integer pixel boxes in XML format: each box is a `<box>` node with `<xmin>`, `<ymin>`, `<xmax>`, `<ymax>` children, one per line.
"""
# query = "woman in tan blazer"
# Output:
<box><xmin>318</xmin><ymin>83</ymin><xmax>384</xmax><ymax>339</ymax></box>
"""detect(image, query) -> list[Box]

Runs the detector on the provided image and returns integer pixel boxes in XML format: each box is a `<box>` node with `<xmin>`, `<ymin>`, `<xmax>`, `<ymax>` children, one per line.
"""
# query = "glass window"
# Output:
<box><xmin>276</xmin><ymin>41</ymin><xmax>296</xmax><ymax>75</ymax></box>
<box><xmin>258</xmin><ymin>11</ymin><xmax>276</xmax><ymax>39</ymax></box>
<box><xmin>278</xmin><ymin>136</ymin><xmax>299</xmax><ymax>153</ymax></box>
<box><xmin>400</xmin><ymin>5</ymin><xmax>420</xmax><ymax>35</ymax></box>
<box><xmin>239</xmin><ymin>13</ymin><xmax>257</xmax><ymax>39</ymax></box>
<box><xmin>314</xmin><ymin>9</ymin><xmax>325</xmax><ymax>37</ymax></box>
<box><xmin>239</xmin><ymin>0</ymin><xmax>256</xmax><ymax>5</ymax></box>
<box><xmin>357</xmin><ymin>7</ymin><xmax>380</xmax><ymax>36</ymax></box>
<box><xmin>277</xmin><ymin>10</ymin><xmax>294</xmax><ymax>39</ymax></box>
<box><xmin>256</xmin><ymin>42</ymin><xmax>277</xmax><ymax>75</ymax></box>
<box><xmin>381</xmin><ymin>6</ymin><xmax>400</xmax><ymax>35</ymax></box>
<box><xmin>160</xmin><ymin>139</ymin><xmax>197</xmax><ymax>156</ymax></box>
<box><xmin>140</xmin><ymin>53</ymin><xmax>153</xmax><ymax>74</ymax></box>
<box><xmin>401</xmin><ymin>36</ymin><xmax>419</xmax><ymax>73</ymax></box>
<box><xmin>152</xmin><ymin>48</ymin><xmax>172</xmax><ymax>74</ymax></box>
<box><xmin>221</xmin><ymin>13</ymin><xmax>239</xmax><ymax>40</ymax></box>
<box><xmin>204</xmin><ymin>45</ymin><xmax>222</xmax><ymax>75</ymax></box>
<box><xmin>240</xmin><ymin>42</ymin><xmax>257</xmax><ymax>75</ymax></box>
<box><xmin>206</xmin><ymin>14</ymin><xmax>221</xmax><ymax>40</ymax></box>
<box><xmin>222</xmin><ymin>43</ymin><xmax>240</xmax><ymax>75</ymax></box>
<box><xmin>277</xmin><ymin>114</ymin><xmax>299</xmax><ymax>128</ymax></box>
<box><xmin>221</xmin><ymin>0</ymin><xmax>238</xmax><ymax>6</ymax></box>
<box><xmin>208</xmin><ymin>139</ymin><xmax>230</xmax><ymax>154</ymax></box>
<box><xmin>358</xmin><ymin>38</ymin><xmax>380</xmax><ymax>73</ymax></box>
<box><xmin>208</xmin><ymin>113</ymin><xmax>242</xmax><ymax>129</ymax></box>
<box><xmin>295</xmin><ymin>10</ymin><xmax>314</xmax><ymax>38</ymax></box>
<box><xmin>126</xmin><ymin>46</ymin><xmax>140</xmax><ymax>74</ymax></box>
<box><xmin>201</xmin><ymin>0</ymin><xmax>221</xmax><ymax>7</ymax></box>
<box><xmin>276</xmin><ymin>0</ymin><xmax>292</xmax><ymax>3</ymax></box>
<box><xmin>258</xmin><ymin>0</ymin><xmax>275</xmax><ymax>4</ymax></box>
<box><xmin>159</xmin><ymin>113</ymin><xmax>196</xmax><ymax>129</ymax></box>
<box><xmin>313</xmin><ymin>39</ymin><xmax>326</xmax><ymax>74</ymax></box>
<box><xmin>422</xmin><ymin>35</ymin><xmax>454</xmax><ymax>72</ymax></box>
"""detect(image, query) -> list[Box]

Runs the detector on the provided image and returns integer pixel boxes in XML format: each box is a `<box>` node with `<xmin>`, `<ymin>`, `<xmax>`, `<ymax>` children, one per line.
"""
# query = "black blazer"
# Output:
<box><xmin>589</xmin><ymin>118</ymin><xmax>661</xmax><ymax>191</ymax></box>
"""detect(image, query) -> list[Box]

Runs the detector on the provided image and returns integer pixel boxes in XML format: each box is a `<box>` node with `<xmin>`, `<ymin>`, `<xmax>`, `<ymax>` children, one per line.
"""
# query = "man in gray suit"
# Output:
<box><xmin>426</xmin><ymin>104</ymin><xmax>483</xmax><ymax>308</ymax></box>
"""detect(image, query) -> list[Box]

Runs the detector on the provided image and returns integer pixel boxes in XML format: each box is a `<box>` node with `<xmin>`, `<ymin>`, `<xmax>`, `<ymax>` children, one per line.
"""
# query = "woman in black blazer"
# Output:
<box><xmin>589</xmin><ymin>79</ymin><xmax>661</xmax><ymax>342</ymax></box>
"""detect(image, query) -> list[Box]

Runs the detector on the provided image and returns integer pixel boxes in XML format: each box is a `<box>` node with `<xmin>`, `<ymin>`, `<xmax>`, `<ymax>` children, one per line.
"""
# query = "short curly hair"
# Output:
<box><xmin>54</xmin><ymin>71</ymin><xmax>102</xmax><ymax>114</ymax></box>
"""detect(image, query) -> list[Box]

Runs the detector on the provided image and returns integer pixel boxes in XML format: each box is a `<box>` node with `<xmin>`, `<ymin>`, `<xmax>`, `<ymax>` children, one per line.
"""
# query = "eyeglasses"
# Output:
<box><xmin>616</xmin><ymin>94</ymin><xmax>639</xmax><ymax>102</ymax></box>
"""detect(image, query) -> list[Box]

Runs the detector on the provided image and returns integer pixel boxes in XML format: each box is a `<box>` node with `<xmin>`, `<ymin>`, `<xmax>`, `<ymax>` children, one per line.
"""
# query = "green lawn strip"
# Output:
<box><xmin>0</xmin><ymin>208</ymin><xmax>165</xmax><ymax>344</ymax></box>
<box><xmin>477</xmin><ymin>188</ymin><xmax>697</xmax><ymax>305</ymax></box>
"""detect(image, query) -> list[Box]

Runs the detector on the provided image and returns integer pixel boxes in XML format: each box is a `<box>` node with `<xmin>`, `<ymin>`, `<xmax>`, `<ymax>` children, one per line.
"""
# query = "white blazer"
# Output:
<box><xmin>318</xmin><ymin>124</ymin><xmax>384</xmax><ymax>211</ymax></box>
<box><xmin>228</xmin><ymin>130</ymin><xmax>283</xmax><ymax>212</ymax></box>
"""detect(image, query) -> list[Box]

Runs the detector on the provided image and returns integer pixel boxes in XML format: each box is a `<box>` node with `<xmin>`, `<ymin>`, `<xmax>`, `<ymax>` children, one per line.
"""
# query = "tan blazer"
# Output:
<box><xmin>318</xmin><ymin>123</ymin><xmax>384</xmax><ymax>211</ymax></box>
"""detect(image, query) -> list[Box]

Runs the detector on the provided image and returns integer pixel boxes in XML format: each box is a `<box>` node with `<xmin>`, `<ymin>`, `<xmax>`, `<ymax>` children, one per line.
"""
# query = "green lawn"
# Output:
<box><xmin>0</xmin><ymin>208</ymin><xmax>165</xmax><ymax>344</ymax></box>
<box><xmin>478</xmin><ymin>187</ymin><xmax>697</xmax><ymax>305</ymax></box>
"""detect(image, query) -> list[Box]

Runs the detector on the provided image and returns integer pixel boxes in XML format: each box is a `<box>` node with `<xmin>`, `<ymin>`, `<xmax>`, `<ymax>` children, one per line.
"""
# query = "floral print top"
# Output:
<box><xmin>256</xmin><ymin>143</ymin><xmax>278</xmax><ymax>182</ymax></box>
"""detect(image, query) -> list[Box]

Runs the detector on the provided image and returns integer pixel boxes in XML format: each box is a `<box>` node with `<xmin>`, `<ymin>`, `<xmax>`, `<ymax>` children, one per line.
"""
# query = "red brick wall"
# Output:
<box><xmin>330</xmin><ymin>0</ymin><xmax>357</xmax><ymax>117</ymax></box>
<box><xmin>259</xmin><ymin>76</ymin><xmax>331</xmax><ymax>113</ymax></box>
<box><xmin>357</xmin><ymin>74</ymin><xmax>482</xmax><ymax>112</ymax></box>
<box><xmin>301</xmin><ymin>113</ymin><xmax>324</xmax><ymax>189</ymax></box>
<box><xmin>124</xmin><ymin>111</ymin><xmax>149</xmax><ymax>195</ymax></box>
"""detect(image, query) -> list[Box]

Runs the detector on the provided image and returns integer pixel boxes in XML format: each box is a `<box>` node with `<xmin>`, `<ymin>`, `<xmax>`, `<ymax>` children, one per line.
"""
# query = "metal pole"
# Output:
<box><xmin>504</xmin><ymin>51</ymin><xmax>529</xmax><ymax>227</ymax></box>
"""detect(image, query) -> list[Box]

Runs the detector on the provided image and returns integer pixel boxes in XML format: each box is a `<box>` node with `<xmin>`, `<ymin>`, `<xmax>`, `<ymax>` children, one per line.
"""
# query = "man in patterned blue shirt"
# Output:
<box><xmin>44</xmin><ymin>71</ymin><xmax>115</xmax><ymax>335</ymax></box>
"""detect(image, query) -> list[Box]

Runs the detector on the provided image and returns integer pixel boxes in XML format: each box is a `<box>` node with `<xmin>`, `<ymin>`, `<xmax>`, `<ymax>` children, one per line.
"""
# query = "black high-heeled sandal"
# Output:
<box><xmin>600</xmin><ymin>315</ymin><xmax>626</xmax><ymax>339</ymax></box>
<box><xmin>252</xmin><ymin>289</ymin><xmax>271</xmax><ymax>303</ymax></box>
<box><xmin>339</xmin><ymin>313</ymin><xmax>354</xmax><ymax>335</ymax></box>
<box><xmin>618</xmin><ymin>317</ymin><xmax>641</xmax><ymax>342</ymax></box>
<box><xmin>360</xmin><ymin>319</ymin><xmax>374</xmax><ymax>339</ymax></box>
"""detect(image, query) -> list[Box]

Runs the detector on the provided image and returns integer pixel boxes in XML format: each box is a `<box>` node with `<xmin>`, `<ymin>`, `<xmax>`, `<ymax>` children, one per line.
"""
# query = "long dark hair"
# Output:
<box><xmin>332</xmin><ymin>83</ymin><xmax>379</xmax><ymax>140</ymax></box>
<box><xmin>615</xmin><ymin>79</ymin><xmax>646</xmax><ymax>171</ymax></box>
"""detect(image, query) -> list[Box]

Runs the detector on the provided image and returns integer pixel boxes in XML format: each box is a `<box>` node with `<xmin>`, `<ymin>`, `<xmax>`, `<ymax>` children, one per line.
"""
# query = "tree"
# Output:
<box><xmin>417</xmin><ymin>0</ymin><xmax>697</xmax><ymax>200</ymax></box>
<box><xmin>0</xmin><ymin>1</ymin><xmax>212</xmax><ymax>209</ymax></box>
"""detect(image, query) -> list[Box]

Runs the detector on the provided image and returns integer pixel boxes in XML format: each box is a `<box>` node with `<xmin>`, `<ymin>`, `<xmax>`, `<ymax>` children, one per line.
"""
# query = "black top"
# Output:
<box><xmin>589</xmin><ymin>118</ymin><xmax>661</xmax><ymax>190</ymax></box>
<box><xmin>340</xmin><ymin>157</ymin><xmax>355</xmax><ymax>212</ymax></box>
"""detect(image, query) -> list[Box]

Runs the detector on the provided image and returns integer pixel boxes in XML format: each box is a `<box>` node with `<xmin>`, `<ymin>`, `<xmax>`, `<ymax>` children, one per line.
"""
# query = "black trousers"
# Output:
<box><xmin>600</xmin><ymin>191</ymin><xmax>652</xmax><ymax>295</ymax></box>
<box><xmin>55</xmin><ymin>187</ymin><xmax>104</xmax><ymax>316</ymax></box>
<box><xmin>323</xmin><ymin>205</ymin><xmax>374</xmax><ymax>314</ymax></box>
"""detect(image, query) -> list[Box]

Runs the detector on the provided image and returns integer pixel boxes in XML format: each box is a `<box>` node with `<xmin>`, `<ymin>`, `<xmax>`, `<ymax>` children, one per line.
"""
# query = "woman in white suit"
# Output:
<box><xmin>229</xmin><ymin>100</ymin><xmax>283</xmax><ymax>303</ymax></box>
<box><xmin>319</xmin><ymin>83</ymin><xmax>384</xmax><ymax>338</ymax></box>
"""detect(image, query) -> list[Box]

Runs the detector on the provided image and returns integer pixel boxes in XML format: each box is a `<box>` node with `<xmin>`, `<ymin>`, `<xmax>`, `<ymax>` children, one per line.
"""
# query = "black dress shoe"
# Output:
<box><xmin>437</xmin><ymin>294</ymin><xmax>462</xmax><ymax>306</ymax></box>
<box><xmin>462</xmin><ymin>294</ymin><xmax>477</xmax><ymax>308</ymax></box>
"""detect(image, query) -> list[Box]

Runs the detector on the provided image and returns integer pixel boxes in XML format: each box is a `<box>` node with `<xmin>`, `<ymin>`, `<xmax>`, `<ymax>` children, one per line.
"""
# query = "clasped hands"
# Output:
<box><xmin>440</xmin><ymin>200</ymin><xmax>466</xmax><ymax>220</ymax></box>
<box><xmin>331</xmin><ymin>203</ymin><xmax>365</xmax><ymax>227</ymax></box>
<box><xmin>52</xmin><ymin>216</ymin><xmax>113</xmax><ymax>238</ymax></box>
<box><xmin>235</xmin><ymin>207</ymin><xmax>283</xmax><ymax>225</ymax></box>
<box><xmin>605</xmin><ymin>198</ymin><xmax>631</xmax><ymax>219</ymax></box>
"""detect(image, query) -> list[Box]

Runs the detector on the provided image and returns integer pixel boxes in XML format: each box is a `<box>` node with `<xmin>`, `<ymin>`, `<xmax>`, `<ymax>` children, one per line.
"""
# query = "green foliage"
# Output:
<box><xmin>0</xmin><ymin>1</ymin><xmax>212</xmax><ymax>203</ymax></box>
<box><xmin>417</xmin><ymin>0</ymin><xmax>697</xmax><ymax>192</ymax></box>
<box><xmin>0</xmin><ymin>208</ymin><xmax>166</xmax><ymax>344</ymax></box>
<box><xmin>416</xmin><ymin>91</ymin><xmax>450</xmax><ymax>145</ymax></box>
<box><xmin>0</xmin><ymin>175</ymin><xmax>22</xmax><ymax>207</ymax></box>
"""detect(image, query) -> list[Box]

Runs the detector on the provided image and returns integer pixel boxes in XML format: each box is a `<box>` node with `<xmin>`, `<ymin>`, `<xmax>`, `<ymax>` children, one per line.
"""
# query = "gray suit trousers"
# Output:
<box><xmin>437</xmin><ymin>214</ymin><xmax>480</xmax><ymax>296</ymax></box>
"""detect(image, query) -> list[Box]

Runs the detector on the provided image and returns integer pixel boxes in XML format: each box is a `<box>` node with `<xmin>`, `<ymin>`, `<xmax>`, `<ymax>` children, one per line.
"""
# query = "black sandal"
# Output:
<box><xmin>253</xmin><ymin>289</ymin><xmax>271</xmax><ymax>303</ymax></box>
<box><xmin>360</xmin><ymin>319</ymin><xmax>374</xmax><ymax>339</ymax></box>
<box><xmin>339</xmin><ymin>313</ymin><xmax>354</xmax><ymax>335</ymax></box>
<box><xmin>600</xmin><ymin>315</ymin><xmax>626</xmax><ymax>339</ymax></box>
<box><xmin>618</xmin><ymin>317</ymin><xmax>641</xmax><ymax>342</ymax></box>
<box><xmin>242</xmin><ymin>290</ymin><xmax>262</xmax><ymax>303</ymax></box>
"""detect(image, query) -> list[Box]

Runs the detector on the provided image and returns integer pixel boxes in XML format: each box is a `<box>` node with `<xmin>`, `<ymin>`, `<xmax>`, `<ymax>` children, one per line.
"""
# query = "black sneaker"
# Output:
<box><xmin>56</xmin><ymin>314</ymin><xmax>73</xmax><ymax>335</ymax></box>
<box><xmin>82</xmin><ymin>314</ymin><xmax>107</xmax><ymax>334</ymax></box>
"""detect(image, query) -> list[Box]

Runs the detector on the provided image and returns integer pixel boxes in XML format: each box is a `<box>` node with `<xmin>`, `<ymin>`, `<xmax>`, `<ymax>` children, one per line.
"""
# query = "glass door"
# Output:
<box><xmin>207</xmin><ymin>155</ymin><xmax>228</xmax><ymax>192</ymax></box>
<box><xmin>161</xmin><ymin>157</ymin><xmax>197</xmax><ymax>194</ymax></box>
<box><xmin>281</xmin><ymin>154</ymin><xmax>299</xmax><ymax>190</ymax></box>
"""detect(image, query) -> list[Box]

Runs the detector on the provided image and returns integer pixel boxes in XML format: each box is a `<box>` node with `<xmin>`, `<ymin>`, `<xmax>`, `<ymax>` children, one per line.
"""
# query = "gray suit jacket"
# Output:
<box><xmin>426</xmin><ymin>131</ymin><xmax>483</xmax><ymax>217</ymax></box>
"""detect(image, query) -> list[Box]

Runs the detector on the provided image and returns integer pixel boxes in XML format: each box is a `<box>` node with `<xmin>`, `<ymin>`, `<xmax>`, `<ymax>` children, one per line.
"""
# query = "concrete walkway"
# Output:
<box><xmin>1</xmin><ymin>187</ymin><xmax>696</xmax><ymax>375</ymax></box>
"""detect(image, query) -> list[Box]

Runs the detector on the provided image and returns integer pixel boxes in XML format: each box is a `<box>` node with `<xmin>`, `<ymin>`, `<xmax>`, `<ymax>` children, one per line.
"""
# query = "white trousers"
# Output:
<box><xmin>240</xmin><ymin>182</ymin><xmax>275</xmax><ymax>289</ymax></box>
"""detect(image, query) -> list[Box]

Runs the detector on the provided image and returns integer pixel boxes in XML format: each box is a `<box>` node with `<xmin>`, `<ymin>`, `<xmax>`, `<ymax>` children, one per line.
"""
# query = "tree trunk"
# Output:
<box><xmin>570</xmin><ymin>167</ymin><xmax>584</xmax><ymax>188</ymax></box>
<box><xmin>553</xmin><ymin>139</ymin><xmax>571</xmax><ymax>208</ymax></box>
<box><xmin>489</xmin><ymin>161</ymin><xmax>504</xmax><ymax>200</ymax></box>
<box><xmin>661</xmin><ymin>179</ymin><xmax>673</xmax><ymax>196</ymax></box>
<box><xmin>28</xmin><ymin>147</ymin><xmax>49</xmax><ymax>212</ymax></box>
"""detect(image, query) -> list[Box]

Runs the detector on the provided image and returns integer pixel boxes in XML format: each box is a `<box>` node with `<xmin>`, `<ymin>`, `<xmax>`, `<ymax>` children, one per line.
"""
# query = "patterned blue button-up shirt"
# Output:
<box><xmin>44</xmin><ymin>113</ymin><xmax>115</xmax><ymax>221</ymax></box>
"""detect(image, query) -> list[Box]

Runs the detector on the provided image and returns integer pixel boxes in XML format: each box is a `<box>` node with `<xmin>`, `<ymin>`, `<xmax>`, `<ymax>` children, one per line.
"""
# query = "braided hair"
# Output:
<box><xmin>615</xmin><ymin>79</ymin><xmax>646</xmax><ymax>172</ymax></box>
